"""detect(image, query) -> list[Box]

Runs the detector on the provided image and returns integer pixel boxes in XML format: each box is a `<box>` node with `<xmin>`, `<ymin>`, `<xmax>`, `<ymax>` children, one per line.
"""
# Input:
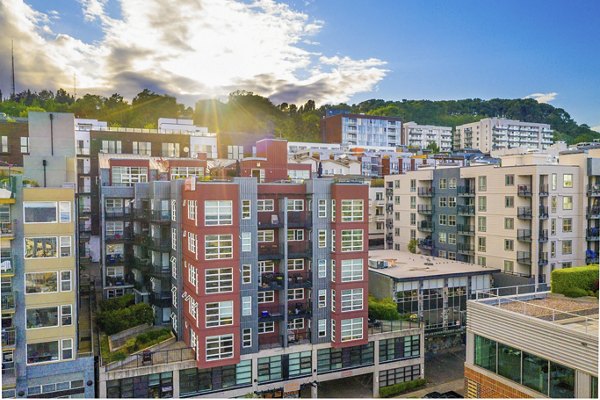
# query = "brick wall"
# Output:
<box><xmin>464</xmin><ymin>365</ymin><xmax>533</xmax><ymax>398</ymax></box>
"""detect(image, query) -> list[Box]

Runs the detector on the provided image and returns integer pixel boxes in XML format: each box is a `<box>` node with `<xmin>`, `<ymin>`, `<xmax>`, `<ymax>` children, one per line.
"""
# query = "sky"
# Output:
<box><xmin>0</xmin><ymin>0</ymin><xmax>598</xmax><ymax>130</ymax></box>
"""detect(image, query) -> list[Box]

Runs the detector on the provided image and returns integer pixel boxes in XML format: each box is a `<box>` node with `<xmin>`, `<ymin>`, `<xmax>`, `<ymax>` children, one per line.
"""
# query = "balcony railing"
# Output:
<box><xmin>417</xmin><ymin>221</ymin><xmax>433</xmax><ymax>232</ymax></box>
<box><xmin>457</xmin><ymin>205</ymin><xmax>475</xmax><ymax>216</ymax></box>
<box><xmin>149</xmin><ymin>292</ymin><xmax>172</xmax><ymax>308</ymax></box>
<box><xmin>417</xmin><ymin>205</ymin><xmax>434</xmax><ymax>215</ymax></box>
<box><xmin>150</xmin><ymin>210</ymin><xmax>170</xmax><ymax>223</ymax></box>
<box><xmin>288</xmin><ymin>212</ymin><xmax>313</xmax><ymax>228</ymax></box>
<box><xmin>539</xmin><ymin>184</ymin><xmax>549</xmax><ymax>197</ymax></box>
<box><xmin>588</xmin><ymin>185</ymin><xmax>600</xmax><ymax>197</ymax></box>
<box><xmin>105</xmin><ymin>254</ymin><xmax>125</xmax><ymax>265</ymax></box>
<box><xmin>418</xmin><ymin>239</ymin><xmax>433</xmax><ymax>250</ymax></box>
<box><xmin>587</xmin><ymin>207</ymin><xmax>600</xmax><ymax>219</ymax></box>
<box><xmin>457</xmin><ymin>224</ymin><xmax>475</xmax><ymax>235</ymax></box>
<box><xmin>457</xmin><ymin>243</ymin><xmax>475</xmax><ymax>255</ymax></box>
<box><xmin>105</xmin><ymin>275</ymin><xmax>135</xmax><ymax>287</ymax></box>
<box><xmin>105</xmin><ymin>208</ymin><xmax>131</xmax><ymax>219</ymax></box>
<box><xmin>258</xmin><ymin>244</ymin><xmax>283</xmax><ymax>261</ymax></box>
<box><xmin>105</xmin><ymin>230</ymin><xmax>133</xmax><ymax>242</ymax></box>
<box><xmin>258</xmin><ymin>305</ymin><xmax>285</xmax><ymax>321</ymax></box>
<box><xmin>1</xmin><ymin>293</ymin><xmax>15</xmax><ymax>311</ymax></box>
<box><xmin>258</xmin><ymin>212</ymin><xmax>284</xmax><ymax>228</ymax></box>
<box><xmin>517</xmin><ymin>185</ymin><xmax>532</xmax><ymax>197</ymax></box>
<box><xmin>417</xmin><ymin>187</ymin><xmax>434</xmax><ymax>197</ymax></box>
<box><xmin>0</xmin><ymin>221</ymin><xmax>13</xmax><ymax>235</ymax></box>
<box><xmin>288</xmin><ymin>242</ymin><xmax>313</xmax><ymax>259</ymax></box>
<box><xmin>539</xmin><ymin>229</ymin><xmax>549</xmax><ymax>243</ymax></box>
<box><xmin>587</xmin><ymin>227</ymin><xmax>600</xmax><ymax>241</ymax></box>
<box><xmin>539</xmin><ymin>206</ymin><xmax>549</xmax><ymax>219</ymax></box>
<box><xmin>457</xmin><ymin>186</ymin><xmax>475</xmax><ymax>196</ymax></box>
<box><xmin>517</xmin><ymin>207</ymin><xmax>532</xmax><ymax>219</ymax></box>
<box><xmin>133</xmin><ymin>208</ymin><xmax>149</xmax><ymax>219</ymax></box>
<box><xmin>288</xmin><ymin>301</ymin><xmax>311</xmax><ymax>318</ymax></box>
<box><xmin>1</xmin><ymin>328</ymin><xmax>16</xmax><ymax>347</ymax></box>
<box><xmin>517</xmin><ymin>229</ymin><xmax>532</xmax><ymax>242</ymax></box>
<box><xmin>259</xmin><ymin>273</ymin><xmax>285</xmax><ymax>290</ymax></box>
<box><xmin>288</xmin><ymin>271</ymin><xmax>312</xmax><ymax>289</ymax></box>
<box><xmin>517</xmin><ymin>251</ymin><xmax>532</xmax><ymax>265</ymax></box>
<box><xmin>146</xmin><ymin>237</ymin><xmax>172</xmax><ymax>252</ymax></box>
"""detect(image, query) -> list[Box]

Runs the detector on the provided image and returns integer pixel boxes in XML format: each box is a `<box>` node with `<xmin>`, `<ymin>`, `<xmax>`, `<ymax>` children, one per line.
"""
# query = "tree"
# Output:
<box><xmin>426</xmin><ymin>141</ymin><xmax>440</xmax><ymax>153</ymax></box>
<box><xmin>407</xmin><ymin>239</ymin><xmax>417</xmax><ymax>254</ymax></box>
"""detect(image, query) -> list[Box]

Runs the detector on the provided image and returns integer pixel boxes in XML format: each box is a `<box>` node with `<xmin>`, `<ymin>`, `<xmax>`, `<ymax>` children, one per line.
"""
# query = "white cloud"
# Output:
<box><xmin>0</xmin><ymin>0</ymin><xmax>388</xmax><ymax>106</ymax></box>
<box><xmin>591</xmin><ymin>125</ymin><xmax>600</xmax><ymax>133</ymax></box>
<box><xmin>523</xmin><ymin>92</ymin><xmax>558</xmax><ymax>104</ymax></box>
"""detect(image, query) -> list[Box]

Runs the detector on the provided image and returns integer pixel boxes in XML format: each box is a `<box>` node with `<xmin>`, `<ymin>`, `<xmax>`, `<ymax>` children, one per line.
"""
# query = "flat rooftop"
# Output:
<box><xmin>368</xmin><ymin>250</ymin><xmax>500</xmax><ymax>280</ymax></box>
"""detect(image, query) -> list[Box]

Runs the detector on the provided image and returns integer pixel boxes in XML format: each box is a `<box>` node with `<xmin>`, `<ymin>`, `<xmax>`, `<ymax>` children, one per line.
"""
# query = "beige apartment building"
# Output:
<box><xmin>385</xmin><ymin>147</ymin><xmax>599</xmax><ymax>286</ymax></box>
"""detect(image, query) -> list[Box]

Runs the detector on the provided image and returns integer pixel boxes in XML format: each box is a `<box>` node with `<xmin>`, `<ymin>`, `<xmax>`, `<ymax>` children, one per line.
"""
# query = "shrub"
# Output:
<box><xmin>379</xmin><ymin>378</ymin><xmax>426</xmax><ymax>397</ymax></box>
<box><xmin>98</xmin><ymin>302</ymin><xmax>154</xmax><ymax>335</ymax></box>
<box><xmin>407</xmin><ymin>239</ymin><xmax>417</xmax><ymax>254</ymax></box>
<box><xmin>99</xmin><ymin>294</ymin><xmax>135</xmax><ymax>312</ymax></box>
<box><xmin>369</xmin><ymin>295</ymin><xmax>400</xmax><ymax>321</ymax></box>
<box><xmin>561</xmin><ymin>287</ymin><xmax>588</xmax><ymax>298</ymax></box>
<box><xmin>551</xmin><ymin>265</ymin><xmax>599</xmax><ymax>295</ymax></box>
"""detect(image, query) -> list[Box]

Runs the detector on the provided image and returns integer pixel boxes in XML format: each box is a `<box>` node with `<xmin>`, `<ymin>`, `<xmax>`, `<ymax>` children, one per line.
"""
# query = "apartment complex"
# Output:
<box><xmin>454</xmin><ymin>118</ymin><xmax>553</xmax><ymax>152</ymax></box>
<box><xmin>321</xmin><ymin>113</ymin><xmax>402</xmax><ymax>148</ymax></box>
<box><xmin>403</xmin><ymin>122</ymin><xmax>453</xmax><ymax>152</ymax></box>
<box><xmin>465</xmin><ymin>291</ymin><xmax>598</xmax><ymax>398</ymax></box>
<box><xmin>368</xmin><ymin>185</ymin><xmax>386</xmax><ymax>247</ymax></box>
<box><xmin>385</xmin><ymin>148</ymin><xmax>599</xmax><ymax>285</ymax></box>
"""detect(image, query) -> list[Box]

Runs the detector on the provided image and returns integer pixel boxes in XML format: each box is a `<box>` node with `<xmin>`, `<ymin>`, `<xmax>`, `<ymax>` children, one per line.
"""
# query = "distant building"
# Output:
<box><xmin>464</xmin><ymin>291</ymin><xmax>598</xmax><ymax>398</ymax></box>
<box><xmin>454</xmin><ymin>118</ymin><xmax>553</xmax><ymax>153</ymax></box>
<box><xmin>321</xmin><ymin>113</ymin><xmax>402</xmax><ymax>148</ymax></box>
<box><xmin>403</xmin><ymin>122</ymin><xmax>453</xmax><ymax>152</ymax></box>
<box><xmin>368</xmin><ymin>185</ymin><xmax>386</xmax><ymax>247</ymax></box>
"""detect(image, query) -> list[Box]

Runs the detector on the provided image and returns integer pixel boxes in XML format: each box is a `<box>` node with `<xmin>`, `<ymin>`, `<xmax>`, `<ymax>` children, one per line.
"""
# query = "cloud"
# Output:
<box><xmin>591</xmin><ymin>125</ymin><xmax>600</xmax><ymax>133</ymax></box>
<box><xmin>0</xmin><ymin>0</ymin><xmax>388</xmax><ymax>106</ymax></box>
<box><xmin>523</xmin><ymin>92</ymin><xmax>558</xmax><ymax>104</ymax></box>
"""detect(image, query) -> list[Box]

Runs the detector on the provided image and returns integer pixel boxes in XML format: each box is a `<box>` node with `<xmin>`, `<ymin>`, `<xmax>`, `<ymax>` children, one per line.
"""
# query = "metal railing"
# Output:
<box><xmin>258</xmin><ymin>305</ymin><xmax>285</xmax><ymax>321</ymax></box>
<box><xmin>0</xmin><ymin>221</ymin><xmax>12</xmax><ymax>235</ymax></box>
<box><xmin>368</xmin><ymin>319</ymin><xmax>421</xmax><ymax>335</ymax></box>
<box><xmin>1</xmin><ymin>328</ymin><xmax>15</xmax><ymax>347</ymax></box>
<box><xmin>93</xmin><ymin>125</ymin><xmax>216</xmax><ymax>137</ymax></box>
<box><xmin>104</xmin><ymin>346</ymin><xmax>196</xmax><ymax>372</ymax></box>
<box><xmin>517</xmin><ymin>185</ymin><xmax>532</xmax><ymax>196</ymax></box>
<box><xmin>457</xmin><ymin>205</ymin><xmax>475</xmax><ymax>215</ymax></box>
<box><xmin>517</xmin><ymin>251</ymin><xmax>532</xmax><ymax>265</ymax></box>
<box><xmin>417</xmin><ymin>187</ymin><xmax>434</xmax><ymax>197</ymax></box>
<box><xmin>517</xmin><ymin>207</ymin><xmax>532</xmax><ymax>219</ymax></box>
<box><xmin>417</xmin><ymin>205</ymin><xmax>434</xmax><ymax>214</ymax></box>
<box><xmin>457</xmin><ymin>186</ymin><xmax>475</xmax><ymax>196</ymax></box>
<box><xmin>517</xmin><ymin>229</ymin><xmax>532</xmax><ymax>242</ymax></box>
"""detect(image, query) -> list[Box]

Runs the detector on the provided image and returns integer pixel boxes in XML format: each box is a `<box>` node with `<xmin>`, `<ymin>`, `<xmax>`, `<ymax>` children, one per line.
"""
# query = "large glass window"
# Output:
<box><xmin>24</xmin><ymin>202</ymin><xmax>57</xmax><ymax>223</ymax></box>
<box><xmin>340</xmin><ymin>318</ymin><xmax>363</xmax><ymax>342</ymax></box>
<box><xmin>205</xmin><ymin>268</ymin><xmax>233</xmax><ymax>293</ymax></box>
<box><xmin>25</xmin><ymin>272</ymin><xmax>58</xmax><ymax>294</ymax></box>
<box><xmin>205</xmin><ymin>235</ymin><xmax>233</xmax><ymax>259</ymax></box>
<box><xmin>497</xmin><ymin>343</ymin><xmax>521</xmax><ymax>382</ymax></box>
<box><xmin>341</xmin><ymin>229</ymin><xmax>363</xmax><ymax>252</ymax></box>
<box><xmin>288</xmin><ymin>351</ymin><xmax>312</xmax><ymax>378</ymax></box>
<box><xmin>341</xmin><ymin>259</ymin><xmax>363</xmax><ymax>282</ymax></box>
<box><xmin>341</xmin><ymin>288</ymin><xmax>363</xmax><ymax>311</ymax></box>
<box><xmin>27</xmin><ymin>341</ymin><xmax>59</xmax><ymax>364</ymax></box>
<box><xmin>379</xmin><ymin>365</ymin><xmax>421</xmax><ymax>388</ymax></box>
<box><xmin>474</xmin><ymin>335</ymin><xmax>496</xmax><ymax>372</ymax></box>
<box><xmin>204</xmin><ymin>201</ymin><xmax>233</xmax><ymax>225</ymax></box>
<box><xmin>26</xmin><ymin>306</ymin><xmax>59</xmax><ymax>329</ymax></box>
<box><xmin>522</xmin><ymin>352</ymin><xmax>548</xmax><ymax>395</ymax></box>
<box><xmin>257</xmin><ymin>355</ymin><xmax>282</xmax><ymax>383</ymax></box>
<box><xmin>341</xmin><ymin>200</ymin><xmax>363</xmax><ymax>222</ymax></box>
<box><xmin>550</xmin><ymin>362</ymin><xmax>575</xmax><ymax>398</ymax></box>
<box><xmin>111</xmin><ymin>166</ymin><xmax>147</xmax><ymax>186</ymax></box>
<box><xmin>205</xmin><ymin>301</ymin><xmax>233</xmax><ymax>327</ymax></box>
<box><xmin>205</xmin><ymin>334</ymin><xmax>234</xmax><ymax>361</ymax></box>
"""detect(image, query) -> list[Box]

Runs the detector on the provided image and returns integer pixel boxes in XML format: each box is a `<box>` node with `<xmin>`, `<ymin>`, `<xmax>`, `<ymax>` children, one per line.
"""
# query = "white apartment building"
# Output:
<box><xmin>455</xmin><ymin>118</ymin><xmax>553</xmax><ymax>153</ymax></box>
<box><xmin>321</xmin><ymin>113</ymin><xmax>402</xmax><ymax>147</ymax></box>
<box><xmin>403</xmin><ymin>122</ymin><xmax>453</xmax><ymax>152</ymax></box>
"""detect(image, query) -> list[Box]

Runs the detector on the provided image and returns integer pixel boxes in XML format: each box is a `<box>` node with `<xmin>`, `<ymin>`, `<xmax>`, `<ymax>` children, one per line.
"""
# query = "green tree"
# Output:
<box><xmin>407</xmin><ymin>239</ymin><xmax>417</xmax><ymax>254</ymax></box>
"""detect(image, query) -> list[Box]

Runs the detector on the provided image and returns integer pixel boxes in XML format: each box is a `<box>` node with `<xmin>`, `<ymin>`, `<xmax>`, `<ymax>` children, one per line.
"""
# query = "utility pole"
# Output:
<box><xmin>11</xmin><ymin>40</ymin><xmax>16</xmax><ymax>98</ymax></box>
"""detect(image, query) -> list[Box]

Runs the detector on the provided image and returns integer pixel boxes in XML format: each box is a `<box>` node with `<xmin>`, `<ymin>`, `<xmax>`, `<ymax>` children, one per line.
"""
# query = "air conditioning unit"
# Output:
<box><xmin>182</xmin><ymin>230</ymin><xmax>187</xmax><ymax>237</ymax></box>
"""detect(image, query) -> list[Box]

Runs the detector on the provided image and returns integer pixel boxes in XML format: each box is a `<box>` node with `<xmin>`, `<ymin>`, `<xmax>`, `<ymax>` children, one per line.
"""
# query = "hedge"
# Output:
<box><xmin>379</xmin><ymin>378</ymin><xmax>426</xmax><ymax>397</ymax></box>
<box><xmin>551</xmin><ymin>265</ymin><xmax>599</xmax><ymax>296</ymax></box>
<box><xmin>97</xmin><ymin>302</ymin><xmax>154</xmax><ymax>335</ymax></box>
<box><xmin>99</xmin><ymin>293</ymin><xmax>135</xmax><ymax>312</ymax></box>
<box><xmin>369</xmin><ymin>295</ymin><xmax>400</xmax><ymax>321</ymax></box>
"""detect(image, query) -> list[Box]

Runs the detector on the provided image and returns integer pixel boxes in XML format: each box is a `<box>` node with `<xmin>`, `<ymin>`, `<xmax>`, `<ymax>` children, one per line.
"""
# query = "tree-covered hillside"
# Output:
<box><xmin>1</xmin><ymin>89</ymin><xmax>597</xmax><ymax>145</ymax></box>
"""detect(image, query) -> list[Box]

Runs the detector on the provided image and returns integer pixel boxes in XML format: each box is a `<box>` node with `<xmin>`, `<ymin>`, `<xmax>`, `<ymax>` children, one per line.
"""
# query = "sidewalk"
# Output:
<box><xmin>396</xmin><ymin>378</ymin><xmax>464</xmax><ymax>398</ymax></box>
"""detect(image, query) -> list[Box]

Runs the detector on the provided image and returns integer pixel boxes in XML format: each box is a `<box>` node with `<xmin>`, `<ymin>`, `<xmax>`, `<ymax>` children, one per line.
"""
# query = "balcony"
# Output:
<box><xmin>150</xmin><ymin>210</ymin><xmax>170</xmax><ymax>223</ymax></box>
<box><xmin>586</xmin><ymin>252</ymin><xmax>599</xmax><ymax>265</ymax></box>
<box><xmin>149</xmin><ymin>261</ymin><xmax>171</xmax><ymax>278</ymax></box>
<box><xmin>132</xmin><ymin>256</ymin><xmax>151</xmax><ymax>269</ymax></box>
<box><xmin>517</xmin><ymin>207</ymin><xmax>532</xmax><ymax>219</ymax></box>
<box><xmin>288</xmin><ymin>212</ymin><xmax>313</xmax><ymax>228</ymax></box>
<box><xmin>517</xmin><ymin>185</ymin><xmax>532</xmax><ymax>197</ymax></box>
<box><xmin>1</xmin><ymin>327</ymin><xmax>15</xmax><ymax>347</ymax></box>
<box><xmin>1</xmin><ymin>255</ymin><xmax>14</xmax><ymax>275</ymax></box>
<box><xmin>105</xmin><ymin>253</ymin><xmax>125</xmax><ymax>265</ymax></box>
<box><xmin>517</xmin><ymin>251</ymin><xmax>532</xmax><ymax>265</ymax></box>
<box><xmin>1</xmin><ymin>293</ymin><xmax>15</xmax><ymax>312</ymax></box>
<box><xmin>457</xmin><ymin>224</ymin><xmax>475</xmax><ymax>236</ymax></box>
<box><xmin>457</xmin><ymin>186</ymin><xmax>475</xmax><ymax>196</ymax></box>
<box><xmin>457</xmin><ymin>205</ymin><xmax>475</xmax><ymax>216</ymax></box>
<box><xmin>105</xmin><ymin>275</ymin><xmax>135</xmax><ymax>287</ymax></box>
<box><xmin>133</xmin><ymin>207</ymin><xmax>149</xmax><ymax>220</ymax></box>
<box><xmin>539</xmin><ymin>184</ymin><xmax>549</xmax><ymax>197</ymax></box>
<box><xmin>457</xmin><ymin>243</ymin><xmax>475</xmax><ymax>255</ymax></box>
<box><xmin>587</xmin><ymin>207</ymin><xmax>600</xmax><ymax>219</ymax></box>
<box><xmin>258</xmin><ymin>212</ymin><xmax>284</xmax><ymax>229</ymax></box>
<box><xmin>539</xmin><ymin>206</ymin><xmax>549</xmax><ymax>219</ymax></box>
<box><xmin>259</xmin><ymin>273</ymin><xmax>285</xmax><ymax>291</ymax></box>
<box><xmin>258</xmin><ymin>243</ymin><xmax>283</xmax><ymax>261</ymax></box>
<box><xmin>105</xmin><ymin>208</ymin><xmax>131</xmax><ymax>219</ymax></box>
<box><xmin>0</xmin><ymin>221</ymin><xmax>13</xmax><ymax>236</ymax></box>
<box><xmin>587</xmin><ymin>227</ymin><xmax>600</xmax><ymax>241</ymax></box>
<box><xmin>517</xmin><ymin>229</ymin><xmax>531</xmax><ymax>242</ymax></box>
<box><xmin>417</xmin><ymin>205</ymin><xmax>434</xmax><ymax>215</ymax></box>
<box><xmin>539</xmin><ymin>229</ymin><xmax>549</xmax><ymax>243</ymax></box>
<box><xmin>288</xmin><ymin>271</ymin><xmax>312</xmax><ymax>289</ymax></box>
<box><xmin>538</xmin><ymin>258</ymin><xmax>549</xmax><ymax>267</ymax></box>
<box><xmin>418</xmin><ymin>239</ymin><xmax>433</xmax><ymax>250</ymax></box>
<box><xmin>79</xmin><ymin>206</ymin><xmax>92</xmax><ymax>215</ymax></box>
<box><xmin>258</xmin><ymin>305</ymin><xmax>285</xmax><ymax>321</ymax></box>
<box><xmin>417</xmin><ymin>187</ymin><xmax>434</xmax><ymax>197</ymax></box>
<box><xmin>105</xmin><ymin>230</ymin><xmax>133</xmax><ymax>243</ymax></box>
<box><xmin>588</xmin><ymin>185</ymin><xmax>600</xmax><ymax>197</ymax></box>
<box><xmin>288</xmin><ymin>242</ymin><xmax>313</xmax><ymax>259</ymax></box>
<box><xmin>417</xmin><ymin>221</ymin><xmax>433</xmax><ymax>232</ymax></box>
<box><xmin>149</xmin><ymin>292</ymin><xmax>172</xmax><ymax>308</ymax></box>
<box><xmin>288</xmin><ymin>301</ymin><xmax>311</xmax><ymax>318</ymax></box>
<box><xmin>146</xmin><ymin>237</ymin><xmax>171</xmax><ymax>252</ymax></box>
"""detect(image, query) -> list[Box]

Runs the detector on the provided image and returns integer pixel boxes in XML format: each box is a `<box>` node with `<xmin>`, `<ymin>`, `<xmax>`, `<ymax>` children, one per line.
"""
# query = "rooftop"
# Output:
<box><xmin>368</xmin><ymin>250</ymin><xmax>500</xmax><ymax>280</ymax></box>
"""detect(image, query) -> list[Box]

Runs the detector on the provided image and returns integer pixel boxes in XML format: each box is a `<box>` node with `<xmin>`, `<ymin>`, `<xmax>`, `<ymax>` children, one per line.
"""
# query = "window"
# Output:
<box><xmin>24</xmin><ymin>202</ymin><xmax>57</xmax><ymax>223</ymax></box>
<box><xmin>449</xmin><ymin>178</ymin><xmax>457</xmax><ymax>189</ymax></box>
<box><xmin>478</xmin><ymin>176</ymin><xmax>487</xmax><ymax>191</ymax></box>
<box><xmin>0</xmin><ymin>136</ymin><xmax>6</xmax><ymax>152</ymax></box>
<box><xmin>318</xmin><ymin>289</ymin><xmax>327</xmax><ymax>308</ymax></box>
<box><xmin>341</xmin><ymin>200</ymin><xmax>363</xmax><ymax>222</ymax></box>
<box><xmin>505</xmin><ymin>196</ymin><xmax>514</xmax><ymax>208</ymax></box>
<box><xmin>551</xmin><ymin>173</ymin><xmax>557</xmax><ymax>190</ymax></box>
<box><xmin>439</xmin><ymin>214</ymin><xmax>447</xmax><ymax>225</ymax></box>
<box><xmin>240</xmin><ymin>232</ymin><xmax>251</xmax><ymax>252</ymax></box>
<box><xmin>172</xmin><ymin>228</ymin><xmax>177</xmax><ymax>250</ymax></box>
<box><xmin>188</xmin><ymin>232</ymin><xmax>197</xmax><ymax>254</ymax></box>
<box><xmin>562</xmin><ymin>196</ymin><xmax>573</xmax><ymax>210</ymax></box>
<box><xmin>242</xmin><ymin>297</ymin><xmax>252</xmax><ymax>316</ymax></box>
<box><xmin>257</xmin><ymin>199</ymin><xmax>274</xmax><ymax>212</ymax></box>
<box><xmin>504</xmin><ymin>260</ymin><xmax>514</xmax><ymax>273</ymax></box>
<box><xmin>26</xmin><ymin>272</ymin><xmax>57</xmax><ymax>294</ymax></box>
<box><xmin>410</xmin><ymin>179</ymin><xmax>416</xmax><ymax>192</ymax></box>
<box><xmin>258</xmin><ymin>321</ymin><xmax>274</xmax><ymax>333</ymax></box>
<box><xmin>60</xmin><ymin>271</ymin><xmax>71</xmax><ymax>291</ymax></box>
<box><xmin>59</xmin><ymin>202</ymin><xmax>71</xmax><ymax>223</ymax></box>
<box><xmin>318</xmin><ymin>319</ymin><xmax>327</xmax><ymax>337</ymax></box>
<box><xmin>395</xmin><ymin>196</ymin><xmax>401</xmax><ymax>205</ymax></box>
<box><xmin>25</xmin><ymin>237</ymin><xmax>57</xmax><ymax>258</ymax></box>
<box><xmin>562</xmin><ymin>240</ymin><xmax>572</xmax><ymax>255</ymax></box>
<box><xmin>288</xmin><ymin>258</ymin><xmax>304</xmax><ymax>270</ymax></box>
<box><xmin>287</xmin><ymin>229</ymin><xmax>304</xmax><ymax>241</ymax></box>
<box><xmin>378</xmin><ymin>365</ymin><xmax>421</xmax><ymax>387</ymax></box>
<box><xmin>242</xmin><ymin>264</ymin><xmax>251</xmax><ymax>284</ymax></box>
<box><xmin>478</xmin><ymin>216</ymin><xmax>486</xmax><ymax>232</ymax></box>
<box><xmin>27</xmin><ymin>341</ymin><xmax>59</xmax><ymax>364</ymax></box>
<box><xmin>101</xmin><ymin>140</ymin><xmax>122</xmax><ymax>153</ymax></box>
<box><xmin>341</xmin><ymin>229</ymin><xmax>363</xmax><ymax>252</ymax></box>
<box><xmin>257</xmin><ymin>355</ymin><xmax>281</xmax><ymax>382</ymax></box>
<box><xmin>474</xmin><ymin>335</ymin><xmax>496</xmax><ymax>372</ymax></box>
<box><xmin>318</xmin><ymin>259</ymin><xmax>326</xmax><ymax>278</ymax></box>
<box><xmin>205</xmin><ymin>201</ymin><xmax>232</xmax><ymax>225</ymax></box>
<box><xmin>205</xmin><ymin>334</ymin><xmax>234</xmax><ymax>361</ymax></box>
<box><xmin>205</xmin><ymin>268</ymin><xmax>233</xmax><ymax>293</ymax></box>
<box><xmin>288</xmin><ymin>318</ymin><xmax>304</xmax><ymax>330</ymax></box>
<box><xmin>439</xmin><ymin>197</ymin><xmax>447</xmax><ymax>207</ymax></box>
<box><xmin>27</xmin><ymin>306</ymin><xmax>59</xmax><ymax>329</ymax></box>
<box><xmin>551</xmin><ymin>196</ymin><xmax>557</xmax><ymax>213</ymax></box>
<box><xmin>318</xmin><ymin>230</ymin><xmax>327</xmax><ymax>248</ymax></box>
<box><xmin>287</xmin><ymin>199</ymin><xmax>304</xmax><ymax>212</ymax></box>
<box><xmin>61</xmin><ymin>305</ymin><xmax>72</xmax><ymax>326</ymax></box>
<box><xmin>331</xmin><ymin>199</ymin><xmax>336</xmax><ymax>221</ymax></box>
<box><xmin>242</xmin><ymin>328</ymin><xmax>252</xmax><ymax>348</ymax></box>
<box><xmin>241</xmin><ymin>200</ymin><xmax>251</xmax><ymax>219</ymax></box>
<box><xmin>187</xmin><ymin>200</ymin><xmax>197</xmax><ymax>221</ymax></box>
<box><xmin>132</xmin><ymin>141</ymin><xmax>151</xmax><ymax>155</ymax></box>
<box><xmin>448</xmin><ymin>197</ymin><xmax>456</xmax><ymax>207</ymax></box>
<box><xmin>563</xmin><ymin>174</ymin><xmax>573</xmax><ymax>188</ymax></box>
<box><xmin>498</xmin><ymin>343</ymin><xmax>521</xmax><ymax>382</ymax></box>
<box><xmin>205</xmin><ymin>234</ymin><xmax>233</xmax><ymax>259</ymax></box>
<box><xmin>59</xmin><ymin>236</ymin><xmax>71</xmax><ymax>257</ymax></box>
<box><xmin>504</xmin><ymin>239</ymin><xmax>514</xmax><ymax>251</ymax></box>
<box><xmin>288</xmin><ymin>288</ymin><xmax>304</xmax><ymax>300</ymax></box>
<box><xmin>410</xmin><ymin>213</ymin><xmax>416</xmax><ymax>225</ymax></box>
<box><xmin>340</xmin><ymin>318</ymin><xmax>363</xmax><ymax>342</ymax></box>
<box><xmin>188</xmin><ymin>265</ymin><xmax>197</xmax><ymax>288</ymax></box>
<box><xmin>477</xmin><ymin>256</ymin><xmax>487</xmax><ymax>266</ymax></box>
<box><xmin>227</xmin><ymin>145</ymin><xmax>244</xmax><ymax>160</ymax></box>
<box><xmin>505</xmin><ymin>175</ymin><xmax>514</xmax><ymax>186</ymax></box>
<box><xmin>438</xmin><ymin>250</ymin><xmax>447</xmax><ymax>258</ymax></box>
<box><xmin>161</xmin><ymin>142</ymin><xmax>180</xmax><ymax>157</ymax></box>
<box><xmin>258</xmin><ymin>291</ymin><xmax>274</xmax><ymax>303</ymax></box>
<box><xmin>410</xmin><ymin>196</ymin><xmax>416</xmax><ymax>209</ymax></box>
<box><xmin>504</xmin><ymin>217</ymin><xmax>514</xmax><ymax>230</ymax></box>
<box><xmin>21</xmin><ymin>136</ymin><xmax>29</xmax><ymax>153</ymax></box>
<box><xmin>562</xmin><ymin>218</ymin><xmax>572</xmax><ymax>233</ymax></box>
<box><xmin>341</xmin><ymin>289</ymin><xmax>363</xmax><ymax>311</ymax></box>
<box><xmin>259</xmin><ymin>261</ymin><xmax>274</xmax><ymax>273</ymax></box>
<box><xmin>439</xmin><ymin>178</ymin><xmax>447</xmax><ymax>189</ymax></box>
<box><xmin>206</xmin><ymin>301</ymin><xmax>233</xmax><ymax>327</ymax></box>
<box><xmin>448</xmin><ymin>233</ymin><xmax>456</xmax><ymax>245</ymax></box>
<box><xmin>111</xmin><ymin>166</ymin><xmax>147</xmax><ymax>186</ymax></box>
<box><xmin>438</xmin><ymin>232</ymin><xmax>447</xmax><ymax>244</ymax></box>
<box><xmin>478</xmin><ymin>196</ymin><xmax>486</xmax><ymax>212</ymax></box>
<box><xmin>258</xmin><ymin>230</ymin><xmax>274</xmax><ymax>243</ymax></box>
<box><xmin>448</xmin><ymin>215</ymin><xmax>456</xmax><ymax>226</ymax></box>
<box><xmin>189</xmin><ymin>298</ymin><xmax>198</xmax><ymax>320</ymax></box>
<box><xmin>478</xmin><ymin>237</ymin><xmax>486</xmax><ymax>252</ymax></box>
<box><xmin>318</xmin><ymin>199</ymin><xmax>327</xmax><ymax>218</ymax></box>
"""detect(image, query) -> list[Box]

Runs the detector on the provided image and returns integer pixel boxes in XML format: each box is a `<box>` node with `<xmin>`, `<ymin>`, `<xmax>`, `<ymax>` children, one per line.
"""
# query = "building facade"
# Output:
<box><xmin>403</xmin><ymin>122</ymin><xmax>452</xmax><ymax>152</ymax></box>
<box><xmin>321</xmin><ymin>114</ymin><xmax>402</xmax><ymax>148</ymax></box>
